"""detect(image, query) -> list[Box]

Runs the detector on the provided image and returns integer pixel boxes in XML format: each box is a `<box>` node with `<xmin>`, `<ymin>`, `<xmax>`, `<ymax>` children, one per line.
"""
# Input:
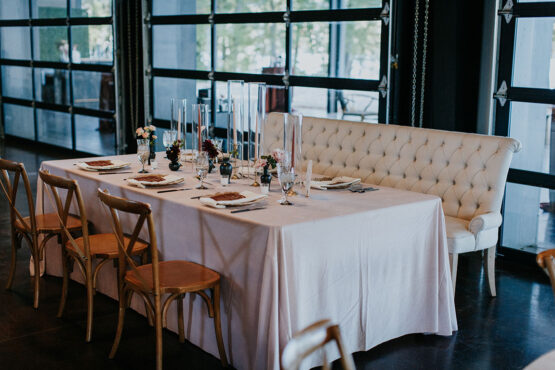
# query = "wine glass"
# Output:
<box><xmin>195</xmin><ymin>152</ymin><xmax>210</xmax><ymax>189</ymax></box>
<box><xmin>137</xmin><ymin>139</ymin><xmax>150</xmax><ymax>173</ymax></box>
<box><xmin>163</xmin><ymin>130</ymin><xmax>177</xmax><ymax>149</ymax></box>
<box><xmin>277</xmin><ymin>163</ymin><xmax>296</xmax><ymax>205</ymax></box>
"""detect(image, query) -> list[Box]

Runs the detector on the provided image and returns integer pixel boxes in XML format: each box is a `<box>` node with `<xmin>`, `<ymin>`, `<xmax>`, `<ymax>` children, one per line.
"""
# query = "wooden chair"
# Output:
<box><xmin>537</xmin><ymin>249</ymin><xmax>555</xmax><ymax>299</ymax></box>
<box><xmin>97</xmin><ymin>189</ymin><xmax>228</xmax><ymax>370</ymax></box>
<box><xmin>0</xmin><ymin>159</ymin><xmax>82</xmax><ymax>309</ymax></box>
<box><xmin>281</xmin><ymin>319</ymin><xmax>355</xmax><ymax>370</ymax></box>
<box><xmin>39</xmin><ymin>170</ymin><xmax>149</xmax><ymax>342</ymax></box>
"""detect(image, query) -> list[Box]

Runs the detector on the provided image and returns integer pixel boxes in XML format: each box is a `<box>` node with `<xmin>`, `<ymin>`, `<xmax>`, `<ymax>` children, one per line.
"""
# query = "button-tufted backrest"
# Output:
<box><xmin>263</xmin><ymin>113</ymin><xmax>521</xmax><ymax>221</ymax></box>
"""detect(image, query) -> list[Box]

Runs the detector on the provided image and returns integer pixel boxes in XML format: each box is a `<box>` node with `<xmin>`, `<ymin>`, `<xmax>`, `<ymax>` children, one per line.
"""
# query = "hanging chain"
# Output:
<box><xmin>419</xmin><ymin>0</ymin><xmax>430</xmax><ymax>128</ymax></box>
<box><xmin>411</xmin><ymin>0</ymin><xmax>420</xmax><ymax>127</ymax></box>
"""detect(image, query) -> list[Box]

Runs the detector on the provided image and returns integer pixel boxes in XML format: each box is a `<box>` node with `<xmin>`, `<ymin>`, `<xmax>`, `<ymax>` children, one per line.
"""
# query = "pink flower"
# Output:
<box><xmin>136</xmin><ymin>127</ymin><xmax>144</xmax><ymax>135</ymax></box>
<box><xmin>271</xmin><ymin>148</ymin><xmax>285</xmax><ymax>163</ymax></box>
<box><xmin>152</xmin><ymin>135</ymin><xmax>157</xmax><ymax>140</ymax></box>
<box><xmin>142</xmin><ymin>132</ymin><xmax>149</xmax><ymax>139</ymax></box>
<box><xmin>149</xmin><ymin>125</ymin><xmax>156</xmax><ymax>131</ymax></box>
<box><xmin>256</xmin><ymin>159</ymin><xmax>268</xmax><ymax>169</ymax></box>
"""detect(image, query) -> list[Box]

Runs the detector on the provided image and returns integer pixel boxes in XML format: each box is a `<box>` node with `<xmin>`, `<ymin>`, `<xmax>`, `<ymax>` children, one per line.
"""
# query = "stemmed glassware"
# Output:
<box><xmin>162</xmin><ymin>130</ymin><xmax>177</xmax><ymax>149</ymax></box>
<box><xmin>195</xmin><ymin>152</ymin><xmax>210</xmax><ymax>189</ymax></box>
<box><xmin>277</xmin><ymin>162</ymin><xmax>296</xmax><ymax>205</ymax></box>
<box><xmin>137</xmin><ymin>139</ymin><xmax>150</xmax><ymax>173</ymax></box>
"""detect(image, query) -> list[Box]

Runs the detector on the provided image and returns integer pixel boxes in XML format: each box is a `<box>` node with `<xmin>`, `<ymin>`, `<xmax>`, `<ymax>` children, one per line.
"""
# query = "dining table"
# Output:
<box><xmin>37</xmin><ymin>153</ymin><xmax>457</xmax><ymax>370</ymax></box>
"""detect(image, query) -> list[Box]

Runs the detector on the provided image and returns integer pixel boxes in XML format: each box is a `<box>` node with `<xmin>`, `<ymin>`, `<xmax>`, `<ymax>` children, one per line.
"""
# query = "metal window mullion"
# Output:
<box><xmin>378</xmin><ymin>0</ymin><xmax>390</xmax><ymax>123</ymax></box>
<box><xmin>66</xmin><ymin>0</ymin><xmax>76</xmax><ymax>151</ymax></box>
<box><xmin>146</xmin><ymin>0</ymin><xmax>153</xmax><ymax>125</ymax></box>
<box><xmin>210</xmin><ymin>0</ymin><xmax>216</xmax><ymax>131</ymax></box>
<box><xmin>28</xmin><ymin>0</ymin><xmax>38</xmax><ymax>142</ymax></box>
<box><xmin>285</xmin><ymin>0</ymin><xmax>292</xmax><ymax>112</ymax></box>
<box><xmin>112</xmin><ymin>0</ymin><xmax>121</xmax><ymax>153</ymax></box>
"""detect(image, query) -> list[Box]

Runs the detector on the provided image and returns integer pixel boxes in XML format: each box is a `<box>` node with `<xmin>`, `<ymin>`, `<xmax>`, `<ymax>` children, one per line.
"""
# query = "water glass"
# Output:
<box><xmin>277</xmin><ymin>163</ymin><xmax>296</xmax><ymax>205</ymax></box>
<box><xmin>163</xmin><ymin>130</ymin><xmax>177</xmax><ymax>148</ymax></box>
<box><xmin>137</xmin><ymin>139</ymin><xmax>150</xmax><ymax>173</ymax></box>
<box><xmin>195</xmin><ymin>152</ymin><xmax>210</xmax><ymax>189</ymax></box>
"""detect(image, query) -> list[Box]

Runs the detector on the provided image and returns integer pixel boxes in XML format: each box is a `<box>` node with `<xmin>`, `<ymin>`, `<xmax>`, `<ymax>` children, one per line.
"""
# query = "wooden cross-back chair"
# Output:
<box><xmin>97</xmin><ymin>189</ymin><xmax>228</xmax><ymax>370</ymax></box>
<box><xmin>281</xmin><ymin>319</ymin><xmax>356</xmax><ymax>370</ymax></box>
<box><xmin>0</xmin><ymin>159</ymin><xmax>81</xmax><ymax>309</ymax></box>
<box><xmin>38</xmin><ymin>169</ymin><xmax>149</xmax><ymax>342</ymax></box>
<box><xmin>537</xmin><ymin>249</ymin><xmax>555</xmax><ymax>299</ymax></box>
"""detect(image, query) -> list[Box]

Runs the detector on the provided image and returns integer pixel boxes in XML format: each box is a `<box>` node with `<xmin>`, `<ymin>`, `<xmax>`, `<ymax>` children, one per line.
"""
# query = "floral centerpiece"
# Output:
<box><xmin>202</xmin><ymin>139</ymin><xmax>220</xmax><ymax>173</ymax></box>
<box><xmin>166</xmin><ymin>140</ymin><xmax>182</xmax><ymax>171</ymax></box>
<box><xmin>136</xmin><ymin>125</ymin><xmax>157</xmax><ymax>164</ymax></box>
<box><xmin>256</xmin><ymin>149</ymin><xmax>285</xmax><ymax>191</ymax></box>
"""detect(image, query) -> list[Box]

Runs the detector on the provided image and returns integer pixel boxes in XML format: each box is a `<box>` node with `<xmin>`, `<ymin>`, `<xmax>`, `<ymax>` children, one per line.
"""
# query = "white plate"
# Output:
<box><xmin>126</xmin><ymin>173</ymin><xmax>185</xmax><ymax>187</ymax></box>
<box><xmin>199</xmin><ymin>191</ymin><xmax>267</xmax><ymax>209</ymax></box>
<box><xmin>77</xmin><ymin>159</ymin><xmax>130</xmax><ymax>171</ymax></box>
<box><xmin>311</xmin><ymin>176</ymin><xmax>361</xmax><ymax>190</ymax></box>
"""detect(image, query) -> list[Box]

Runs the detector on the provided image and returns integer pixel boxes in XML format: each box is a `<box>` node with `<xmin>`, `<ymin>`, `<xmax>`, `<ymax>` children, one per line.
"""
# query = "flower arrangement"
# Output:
<box><xmin>257</xmin><ymin>149</ymin><xmax>285</xmax><ymax>169</ymax></box>
<box><xmin>136</xmin><ymin>125</ymin><xmax>157</xmax><ymax>143</ymax></box>
<box><xmin>202</xmin><ymin>139</ymin><xmax>220</xmax><ymax>159</ymax></box>
<box><xmin>166</xmin><ymin>139</ymin><xmax>181</xmax><ymax>162</ymax></box>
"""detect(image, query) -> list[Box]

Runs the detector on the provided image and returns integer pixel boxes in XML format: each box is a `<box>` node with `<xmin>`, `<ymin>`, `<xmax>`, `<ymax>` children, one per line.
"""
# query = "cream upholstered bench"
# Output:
<box><xmin>263</xmin><ymin>113</ymin><xmax>521</xmax><ymax>296</ymax></box>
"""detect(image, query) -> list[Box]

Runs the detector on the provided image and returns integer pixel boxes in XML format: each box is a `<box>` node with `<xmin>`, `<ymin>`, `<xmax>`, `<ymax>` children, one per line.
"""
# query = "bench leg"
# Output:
<box><xmin>449</xmin><ymin>253</ymin><xmax>458</xmax><ymax>295</ymax></box>
<box><xmin>485</xmin><ymin>246</ymin><xmax>497</xmax><ymax>297</ymax></box>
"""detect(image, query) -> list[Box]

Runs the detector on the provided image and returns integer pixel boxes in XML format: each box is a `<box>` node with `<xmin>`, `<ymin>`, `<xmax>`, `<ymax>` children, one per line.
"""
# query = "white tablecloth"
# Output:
<box><xmin>38</xmin><ymin>154</ymin><xmax>457</xmax><ymax>370</ymax></box>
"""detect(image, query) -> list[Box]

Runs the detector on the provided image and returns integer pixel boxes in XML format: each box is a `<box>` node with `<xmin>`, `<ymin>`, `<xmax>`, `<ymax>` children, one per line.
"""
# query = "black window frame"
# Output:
<box><xmin>143</xmin><ymin>0</ymin><xmax>391</xmax><ymax>137</ymax></box>
<box><xmin>0</xmin><ymin>0</ymin><xmax>120</xmax><ymax>155</ymax></box>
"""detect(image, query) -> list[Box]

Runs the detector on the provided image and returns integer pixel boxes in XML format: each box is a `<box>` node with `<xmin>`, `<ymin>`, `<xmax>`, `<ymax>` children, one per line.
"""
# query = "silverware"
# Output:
<box><xmin>349</xmin><ymin>186</ymin><xmax>378</xmax><ymax>193</ymax></box>
<box><xmin>190</xmin><ymin>195</ymin><xmax>203</xmax><ymax>199</ymax></box>
<box><xmin>230</xmin><ymin>206</ymin><xmax>266</xmax><ymax>214</ymax></box>
<box><xmin>157</xmin><ymin>188</ymin><xmax>191</xmax><ymax>194</ymax></box>
<box><xmin>98</xmin><ymin>171</ymin><xmax>133</xmax><ymax>175</ymax></box>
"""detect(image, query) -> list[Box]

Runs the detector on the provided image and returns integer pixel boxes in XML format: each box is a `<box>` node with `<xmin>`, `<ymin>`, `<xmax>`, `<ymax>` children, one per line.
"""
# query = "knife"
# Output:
<box><xmin>230</xmin><ymin>206</ymin><xmax>266</xmax><ymax>214</ymax></box>
<box><xmin>98</xmin><ymin>171</ymin><xmax>133</xmax><ymax>175</ymax></box>
<box><xmin>157</xmin><ymin>188</ymin><xmax>191</xmax><ymax>194</ymax></box>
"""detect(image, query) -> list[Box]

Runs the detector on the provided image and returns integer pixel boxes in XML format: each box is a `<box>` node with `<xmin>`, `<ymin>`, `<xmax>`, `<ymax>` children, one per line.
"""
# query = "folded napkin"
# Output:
<box><xmin>310</xmin><ymin>176</ymin><xmax>361</xmax><ymax>190</ymax></box>
<box><xmin>127</xmin><ymin>174</ymin><xmax>184</xmax><ymax>188</ymax></box>
<box><xmin>199</xmin><ymin>191</ymin><xmax>267</xmax><ymax>209</ymax></box>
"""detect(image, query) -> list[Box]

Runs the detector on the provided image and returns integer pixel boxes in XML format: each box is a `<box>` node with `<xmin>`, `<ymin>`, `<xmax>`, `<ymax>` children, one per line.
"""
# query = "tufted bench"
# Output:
<box><xmin>263</xmin><ymin>113</ymin><xmax>521</xmax><ymax>295</ymax></box>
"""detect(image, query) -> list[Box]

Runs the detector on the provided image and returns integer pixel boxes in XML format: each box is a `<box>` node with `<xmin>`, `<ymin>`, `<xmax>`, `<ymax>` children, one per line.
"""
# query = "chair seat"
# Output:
<box><xmin>66</xmin><ymin>234</ymin><xmax>148</xmax><ymax>258</ymax></box>
<box><xmin>125</xmin><ymin>260</ymin><xmax>220</xmax><ymax>293</ymax></box>
<box><xmin>15</xmin><ymin>213</ymin><xmax>82</xmax><ymax>233</ymax></box>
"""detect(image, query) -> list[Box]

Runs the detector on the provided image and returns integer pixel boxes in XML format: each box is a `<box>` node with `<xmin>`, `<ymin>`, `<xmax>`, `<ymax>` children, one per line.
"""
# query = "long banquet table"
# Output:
<box><xmin>38</xmin><ymin>154</ymin><xmax>457</xmax><ymax>370</ymax></box>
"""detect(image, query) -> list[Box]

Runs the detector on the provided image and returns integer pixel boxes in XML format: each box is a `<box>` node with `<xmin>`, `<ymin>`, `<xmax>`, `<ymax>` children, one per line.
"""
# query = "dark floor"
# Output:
<box><xmin>0</xmin><ymin>142</ymin><xmax>554</xmax><ymax>370</ymax></box>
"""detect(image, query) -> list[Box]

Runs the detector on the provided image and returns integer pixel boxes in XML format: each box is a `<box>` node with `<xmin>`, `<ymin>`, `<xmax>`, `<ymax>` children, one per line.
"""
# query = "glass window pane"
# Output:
<box><xmin>153</xmin><ymin>77</ymin><xmax>211</xmax><ymax>120</ymax></box>
<box><xmin>216</xmin><ymin>23</ymin><xmax>285</xmax><ymax>74</ymax></box>
<box><xmin>153</xmin><ymin>0</ymin><xmax>210</xmax><ymax>15</ymax></box>
<box><xmin>152</xmin><ymin>25</ymin><xmax>210</xmax><ymax>70</ymax></box>
<box><xmin>71</xmin><ymin>25</ymin><xmax>113</xmax><ymax>64</ymax></box>
<box><xmin>509</xmin><ymin>102</ymin><xmax>554</xmax><ymax>175</ymax></box>
<box><xmin>292</xmin><ymin>22</ymin><xmax>329</xmax><ymax>77</ymax></box>
<box><xmin>293</xmin><ymin>0</ymin><xmax>329</xmax><ymax>10</ymax></box>
<box><xmin>33</xmin><ymin>26</ymin><xmax>68</xmax><ymax>62</ymax></box>
<box><xmin>2</xmin><ymin>66</ymin><xmax>33</xmax><ymax>99</ymax></box>
<box><xmin>513</xmin><ymin>18</ymin><xmax>555</xmax><ymax>89</ymax></box>
<box><xmin>0</xmin><ymin>0</ymin><xmax>29</xmax><ymax>19</ymax></box>
<box><xmin>32</xmin><ymin>0</ymin><xmax>66</xmax><ymax>18</ymax></box>
<box><xmin>72</xmin><ymin>71</ymin><xmax>114</xmax><ymax>111</ymax></box>
<box><xmin>34</xmin><ymin>68</ymin><xmax>70</xmax><ymax>105</ymax></box>
<box><xmin>216</xmin><ymin>0</ymin><xmax>285</xmax><ymax>13</ymax></box>
<box><xmin>1</xmin><ymin>27</ymin><xmax>31</xmax><ymax>59</ymax></box>
<box><xmin>75</xmin><ymin>115</ymin><xmax>116</xmax><ymax>155</ymax></box>
<box><xmin>70</xmin><ymin>0</ymin><xmax>111</xmax><ymax>17</ymax></box>
<box><xmin>503</xmin><ymin>183</ymin><xmax>554</xmax><ymax>254</ymax></box>
<box><xmin>291</xmin><ymin>86</ymin><xmax>378</xmax><ymax>122</ymax></box>
<box><xmin>3</xmin><ymin>104</ymin><xmax>34</xmax><ymax>140</ymax></box>
<box><xmin>341</xmin><ymin>21</ymin><xmax>381</xmax><ymax>79</ymax></box>
<box><xmin>340</xmin><ymin>0</ymin><xmax>382</xmax><ymax>8</ymax></box>
<box><xmin>37</xmin><ymin>109</ymin><xmax>72</xmax><ymax>148</ymax></box>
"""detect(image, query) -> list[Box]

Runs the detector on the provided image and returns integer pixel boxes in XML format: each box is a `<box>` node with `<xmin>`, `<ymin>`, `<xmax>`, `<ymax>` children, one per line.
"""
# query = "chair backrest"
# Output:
<box><xmin>97</xmin><ymin>189</ymin><xmax>160</xmax><ymax>296</ymax></box>
<box><xmin>281</xmin><ymin>320</ymin><xmax>355</xmax><ymax>370</ymax></box>
<box><xmin>0</xmin><ymin>158</ymin><xmax>36</xmax><ymax>234</ymax></box>
<box><xmin>39</xmin><ymin>169</ymin><xmax>90</xmax><ymax>260</ymax></box>
<box><xmin>263</xmin><ymin>113</ymin><xmax>522</xmax><ymax>221</ymax></box>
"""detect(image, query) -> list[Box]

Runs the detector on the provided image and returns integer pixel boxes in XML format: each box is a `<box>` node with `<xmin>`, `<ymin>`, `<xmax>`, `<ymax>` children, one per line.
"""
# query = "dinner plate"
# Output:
<box><xmin>77</xmin><ymin>159</ymin><xmax>130</xmax><ymax>171</ymax></box>
<box><xmin>311</xmin><ymin>176</ymin><xmax>361</xmax><ymax>190</ymax></box>
<box><xmin>199</xmin><ymin>191</ymin><xmax>267</xmax><ymax>209</ymax></box>
<box><xmin>126</xmin><ymin>173</ymin><xmax>185</xmax><ymax>187</ymax></box>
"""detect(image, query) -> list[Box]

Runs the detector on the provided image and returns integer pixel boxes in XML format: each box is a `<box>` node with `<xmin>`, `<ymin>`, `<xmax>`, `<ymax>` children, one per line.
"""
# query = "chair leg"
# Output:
<box><xmin>485</xmin><ymin>246</ymin><xmax>497</xmax><ymax>297</ymax></box>
<box><xmin>177</xmin><ymin>295</ymin><xmax>185</xmax><ymax>343</ymax></box>
<box><xmin>32</xmin><ymin>238</ymin><xmax>40</xmax><ymax>309</ymax></box>
<box><xmin>57</xmin><ymin>249</ymin><xmax>69</xmax><ymax>318</ymax></box>
<box><xmin>449</xmin><ymin>253</ymin><xmax>458</xmax><ymax>295</ymax></box>
<box><xmin>5</xmin><ymin>231</ymin><xmax>18</xmax><ymax>290</ymax></box>
<box><xmin>85</xmin><ymin>267</ymin><xmax>94</xmax><ymax>342</ymax></box>
<box><xmin>154</xmin><ymin>295</ymin><xmax>163</xmax><ymax>370</ymax></box>
<box><xmin>109</xmin><ymin>287</ymin><xmax>128</xmax><ymax>359</ymax></box>
<box><xmin>212</xmin><ymin>285</ymin><xmax>228</xmax><ymax>367</ymax></box>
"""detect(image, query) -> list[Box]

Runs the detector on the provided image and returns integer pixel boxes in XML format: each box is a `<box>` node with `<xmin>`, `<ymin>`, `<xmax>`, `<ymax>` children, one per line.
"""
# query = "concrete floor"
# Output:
<box><xmin>0</xmin><ymin>141</ymin><xmax>554</xmax><ymax>370</ymax></box>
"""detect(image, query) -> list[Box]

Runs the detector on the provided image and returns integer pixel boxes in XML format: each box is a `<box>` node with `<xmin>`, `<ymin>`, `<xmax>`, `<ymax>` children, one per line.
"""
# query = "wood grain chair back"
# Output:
<box><xmin>537</xmin><ymin>249</ymin><xmax>555</xmax><ymax>299</ymax></box>
<box><xmin>281</xmin><ymin>319</ymin><xmax>355</xmax><ymax>370</ymax></box>
<box><xmin>97</xmin><ymin>189</ymin><xmax>160</xmax><ymax>298</ymax></box>
<box><xmin>38</xmin><ymin>169</ymin><xmax>90</xmax><ymax>261</ymax></box>
<box><xmin>0</xmin><ymin>158</ymin><xmax>36</xmax><ymax>234</ymax></box>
